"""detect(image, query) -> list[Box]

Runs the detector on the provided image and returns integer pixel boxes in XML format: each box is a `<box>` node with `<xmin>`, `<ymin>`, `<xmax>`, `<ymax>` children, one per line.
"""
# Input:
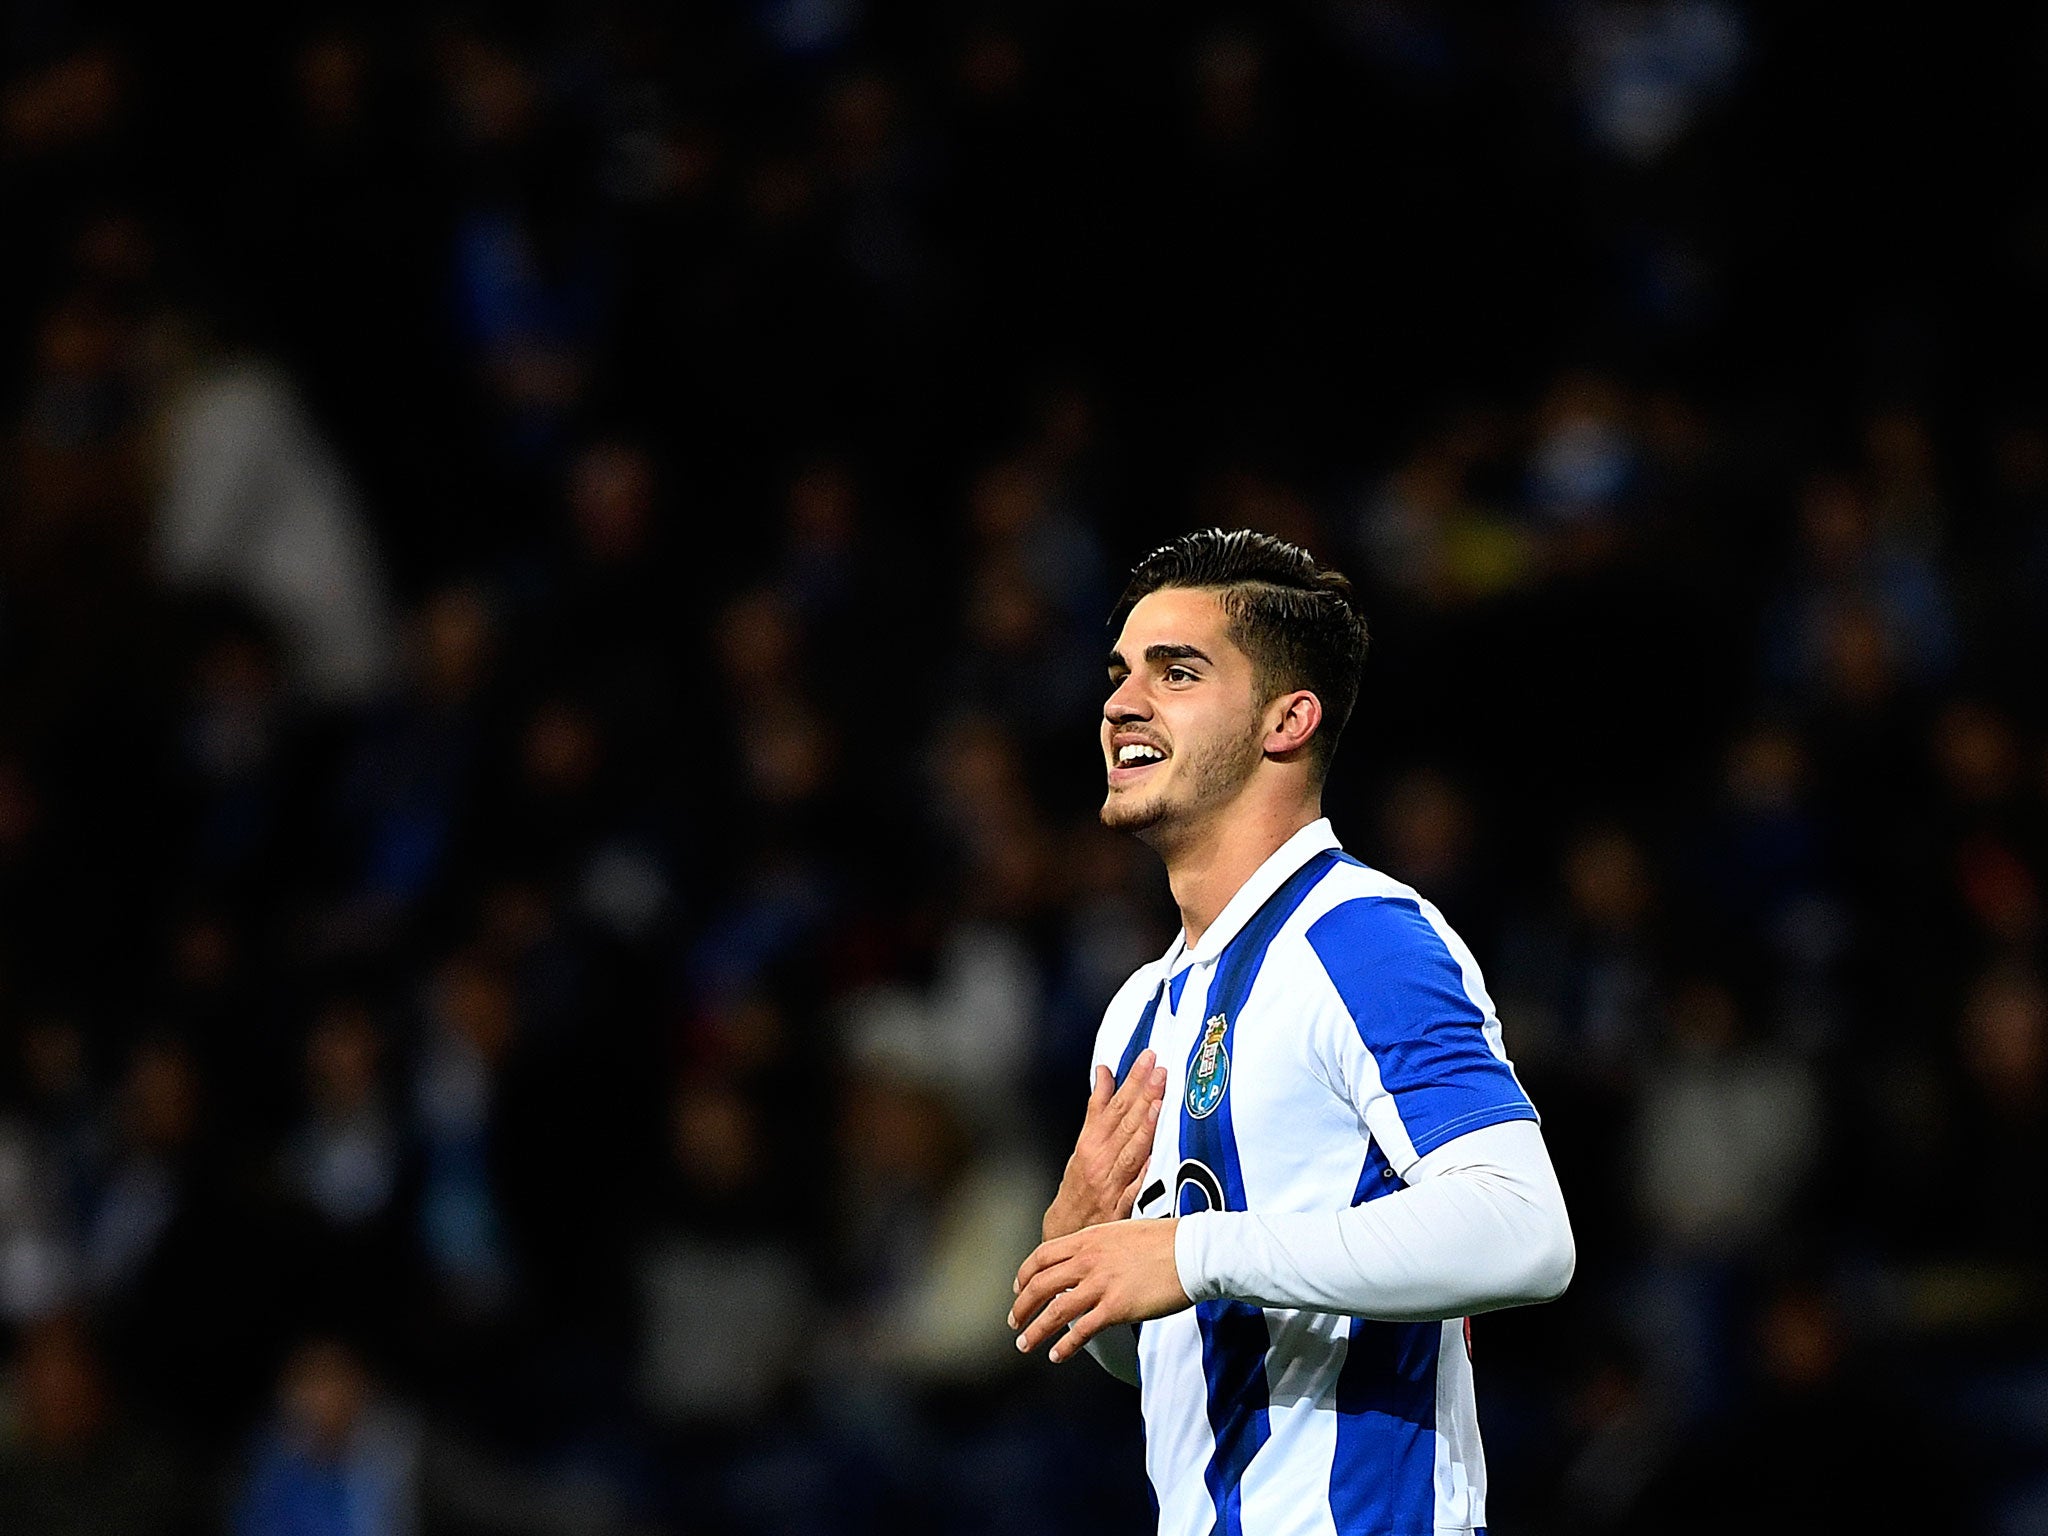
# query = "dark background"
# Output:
<box><xmin>1</xmin><ymin>3</ymin><xmax>2045</xmax><ymax>1533</ymax></box>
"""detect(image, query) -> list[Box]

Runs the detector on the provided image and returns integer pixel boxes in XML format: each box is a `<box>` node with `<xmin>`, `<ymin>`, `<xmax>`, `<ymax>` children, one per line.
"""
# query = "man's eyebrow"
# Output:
<box><xmin>1107</xmin><ymin>643</ymin><xmax>1214</xmax><ymax>673</ymax></box>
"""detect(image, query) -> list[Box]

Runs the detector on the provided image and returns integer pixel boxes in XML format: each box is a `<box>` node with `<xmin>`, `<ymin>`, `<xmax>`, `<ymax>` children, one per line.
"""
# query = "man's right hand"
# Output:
<box><xmin>1042</xmin><ymin>1050</ymin><xmax>1169</xmax><ymax>1243</ymax></box>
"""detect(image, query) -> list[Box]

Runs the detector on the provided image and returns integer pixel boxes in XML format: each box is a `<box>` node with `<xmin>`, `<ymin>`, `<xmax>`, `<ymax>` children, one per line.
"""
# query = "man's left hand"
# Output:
<box><xmin>1009</xmin><ymin>1217</ymin><xmax>1192</xmax><ymax>1363</ymax></box>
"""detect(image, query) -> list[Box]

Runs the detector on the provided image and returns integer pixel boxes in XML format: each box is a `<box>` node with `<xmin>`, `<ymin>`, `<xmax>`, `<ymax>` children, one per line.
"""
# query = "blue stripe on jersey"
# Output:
<box><xmin>1115</xmin><ymin>981</ymin><xmax>1168</xmax><ymax>1087</ymax></box>
<box><xmin>1306</xmin><ymin>896</ymin><xmax>1537</xmax><ymax>1159</ymax></box>
<box><xmin>1169</xmin><ymin>966</ymin><xmax>1191</xmax><ymax>1012</ymax></box>
<box><xmin>1180</xmin><ymin>850</ymin><xmax>1345</xmax><ymax>1536</ymax></box>
<box><xmin>1331</xmin><ymin>1146</ymin><xmax>1441</xmax><ymax>1535</ymax></box>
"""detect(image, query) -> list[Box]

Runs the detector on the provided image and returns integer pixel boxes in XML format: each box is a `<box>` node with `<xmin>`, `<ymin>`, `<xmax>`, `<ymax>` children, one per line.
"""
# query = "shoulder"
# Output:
<box><xmin>1303</xmin><ymin>855</ymin><xmax>1427</xmax><ymax>909</ymax></box>
<box><xmin>1288</xmin><ymin>858</ymin><xmax>1444</xmax><ymax>966</ymax></box>
<box><xmin>1290</xmin><ymin>862</ymin><xmax>1497</xmax><ymax>1021</ymax></box>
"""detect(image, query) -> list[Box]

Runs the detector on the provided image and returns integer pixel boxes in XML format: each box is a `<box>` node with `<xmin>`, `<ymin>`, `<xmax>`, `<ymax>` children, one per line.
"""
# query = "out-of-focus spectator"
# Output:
<box><xmin>1763</xmin><ymin>471</ymin><xmax>1957</xmax><ymax>701</ymax></box>
<box><xmin>0</xmin><ymin>1142</ymin><xmax>73</xmax><ymax>1321</ymax></box>
<box><xmin>1358</xmin><ymin>432</ymin><xmax>1536</xmax><ymax>611</ymax></box>
<box><xmin>1567</xmin><ymin>0</ymin><xmax>1745</xmax><ymax>164</ymax></box>
<box><xmin>154</xmin><ymin>351</ymin><xmax>395</xmax><ymax>707</ymax></box>
<box><xmin>441</xmin><ymin>32</ymin><xmax>614</xmax><ymax>466</ymax></box>
<box><xmin>1502</xmin><ymin>824</ymin><xmax>1662</xmax><ymax>1082</ymax></box>
<box><xmin>1934</xmin><ymin>963</ymin><xmax>2048</xmax><ymax>1266</ymax></box>
<box><xmin>1631</xmin><ymin>981</ymin><xmax>1822</xmax><ymax>1256</ymax></box>
<box><xmin>328</xmin><ymin>584</ymin><xmax>501</xmax><ymax>929</ymax></box>
<box><xmin>636</xmin><ymin>1075</ymin><xmax>810</xmax><ymax>1426</ymax></box>
<box><xmin>232</xmin><ymin>1338</ymin><xmax>418</xmax><ymax>1536</ymax></box>
<box><xmin>1373</xmin><ymin>767</ymin><xmax>1488</xmax><ymax>936</ymax></box>
<box><xmin>825</xmin><ymin>1042</ymin><xmax>1042</xmax><ymax>1388</ymax></box>
<box><xmin>1526</xmin><ymin>371</ymin><xmax>1641</xmax><ymax>537</ymax></box>
<box><xmin>412</xmin><ymin>950</ymin><xmax>518</xmax><ymax>1317</ymax></box>
<box><xmin>282</xmin><ymin>1000</ymin><xmax>402</xmax><ymax>1250</ymax></box>
<box><xmin>0</xmin><ymin>1317</ymin><xmax>189</xmax><ymax>1536</ymax></box>
<box><xmin>85</xmin><ymin>1038</ymin><xmax>200</xmax><ymax>1300</ymax></box>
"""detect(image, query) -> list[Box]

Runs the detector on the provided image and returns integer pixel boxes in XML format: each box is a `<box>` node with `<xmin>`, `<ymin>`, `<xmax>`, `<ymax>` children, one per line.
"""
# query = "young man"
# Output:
<box><xmin>1010</xmin><ymin>530</ymin><xmax>1573</xmax><ymax>1536</ymax></box>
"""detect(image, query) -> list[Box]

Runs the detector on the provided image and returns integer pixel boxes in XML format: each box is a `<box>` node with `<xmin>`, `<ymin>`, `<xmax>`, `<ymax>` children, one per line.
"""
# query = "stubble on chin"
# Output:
<box><xmin>1100</xmin><ymin>786</ymin><xmax>1166</xmax><ymax>836</ymax></box>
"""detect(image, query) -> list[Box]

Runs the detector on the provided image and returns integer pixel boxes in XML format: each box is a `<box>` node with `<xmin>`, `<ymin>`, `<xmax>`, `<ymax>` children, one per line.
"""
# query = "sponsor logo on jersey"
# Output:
<box><xmin>1185</xmin><ymin>1012</ymin><xmax>1230</xmax><ymax>1118</ymax></box>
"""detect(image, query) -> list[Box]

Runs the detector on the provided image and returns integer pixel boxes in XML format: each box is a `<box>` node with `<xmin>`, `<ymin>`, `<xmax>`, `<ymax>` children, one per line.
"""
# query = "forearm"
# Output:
<box><xmin>1173</xmin><ymin>1120</ymin><xmax>1574</xmax><ymax>1321</ymax></box>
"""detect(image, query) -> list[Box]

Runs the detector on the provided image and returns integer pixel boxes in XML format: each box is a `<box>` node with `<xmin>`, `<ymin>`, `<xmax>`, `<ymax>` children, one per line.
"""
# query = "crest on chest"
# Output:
<box><xmin>1185</xmin><ymin>1011</ymin><xmax>1231</xmax><ymax>1118</ymax></box>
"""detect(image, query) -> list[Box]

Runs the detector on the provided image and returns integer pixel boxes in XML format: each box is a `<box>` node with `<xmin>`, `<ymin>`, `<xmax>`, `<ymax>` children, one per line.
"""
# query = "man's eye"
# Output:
<box><xmin>1166</xmin><ymin>666</ymin><xmax>1195</xmax><ymax>683</ymax></box>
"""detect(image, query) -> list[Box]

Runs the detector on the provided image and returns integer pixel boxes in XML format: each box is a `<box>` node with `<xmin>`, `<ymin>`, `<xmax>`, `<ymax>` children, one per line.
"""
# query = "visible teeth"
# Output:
<box><xmin>1118</xmin><ymin>744</ymin><xmax>1166</xmax><ymax>765</ymax></box>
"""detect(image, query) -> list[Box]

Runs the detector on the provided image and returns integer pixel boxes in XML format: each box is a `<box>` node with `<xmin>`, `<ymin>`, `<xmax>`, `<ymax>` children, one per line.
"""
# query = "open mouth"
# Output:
<box><xmin>1109</xmin><ymin>741</ymin><xmax>1169</xmax><ymax>782</ymax></box>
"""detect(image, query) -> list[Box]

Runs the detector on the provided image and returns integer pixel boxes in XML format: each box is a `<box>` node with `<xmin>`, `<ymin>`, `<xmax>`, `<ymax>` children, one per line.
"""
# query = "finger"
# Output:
<box><xmin>1115</xmin><ymin>1093</ymin><xmax>1155</xmax><ymax>1144</ymax></box>
<box><xmin>1011</xmin><ymin>1253</ymin><xmax>1081</xmax><ymax>1332</ymax></box>
<box><xmin>1010</xmin><ymin>1240</ymin><xmax>1071</xmax><ymax>1314</ymax></box>
<box><xmin>1010</xmin><ymin>1256</ymin><xmax>1084</xmax><ymax>1337</ymax></box>
<box><xmin>1107</xmin><ymin>1050</ymin><xmax>1156</xmax><ymax>1111</ymax></box>
<box><xmin>1117</xmin><ymin>1063</ymin><xmax>1168</xmax><ymax>1129</ymax></box>
<box><xmin>1114</xmin><ymin>1091</ymin><xmax>1158</xmax><ymax>1145</ymax></box>
<box><xmin>1125</xmin><ymin>1056</ymin><xmax>1166</xmax><ymax>1098</ymax></box>
<box><xmin>1100</xmin><ymin>1121</ymin><xmax>1152</xmax><ymax>1182</ymax></box>
<box><xmin>1110</xmin><ymin>1095</ymin><xmax>1163</xmax><ymax>1169</ymax></box>
<box><xmin>1109</xmin><ymin>1128</ymin><xmax>1155</xmax><ymax>1187</ymax></box>
<box><xmin>1112</xmin><ymin>1166</ymin><xmax>1146</xmax><ymax>1219</ymax></box>
<box><xmin>1113</xmin><ymin>1050</ymin><xmax>1159</xmax><ymax>1103</ymax></box>
<box><xmin>1017</xmin><ymin>1277</ymin><xmax>1097</xmax><ymax>1355</ymax></box>
<box><xmin>1087</xmin><ymin>1065</ymin><xmax>1114</xmax><ymax>1115</ymax></box>
<box><xmin>1049</xmin><ymin>1303</ymin><xmax>1113</xmax><ymax>1364</ymax></box>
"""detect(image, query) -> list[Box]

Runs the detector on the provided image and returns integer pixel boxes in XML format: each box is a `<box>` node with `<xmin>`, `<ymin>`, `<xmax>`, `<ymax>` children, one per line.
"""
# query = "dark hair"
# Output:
<box><xmin>1110</xmin><ymin>528</ymin><xmax>1370</xmax><ymax>778</ymax></box>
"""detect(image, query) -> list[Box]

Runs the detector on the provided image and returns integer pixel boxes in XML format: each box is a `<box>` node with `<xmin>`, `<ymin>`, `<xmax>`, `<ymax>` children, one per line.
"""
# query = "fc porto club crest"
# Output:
<box><xmin>1185</xmin><ymin>1012</ymin><xmax>1231</xmax><ymax>1118</ymax></box>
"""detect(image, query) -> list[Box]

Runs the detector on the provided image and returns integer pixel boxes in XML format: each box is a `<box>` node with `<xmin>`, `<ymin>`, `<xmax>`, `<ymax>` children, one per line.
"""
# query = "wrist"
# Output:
<box><xmin>1045</xmin><ymin>1182</ymin><xmax>1119</xmax><ymax>1241</ymax></box>
<box><xmin>1043</xmin><ymin>1194</ymin><xmax>1084</xmax><ymax>1243</ymax></box>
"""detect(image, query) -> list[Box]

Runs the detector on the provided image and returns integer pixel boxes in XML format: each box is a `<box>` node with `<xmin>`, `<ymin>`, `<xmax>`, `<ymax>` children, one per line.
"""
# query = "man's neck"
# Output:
<box><xmin>1161</xmin><ymin>800</ymin><xmax>1322</xmax><ymax>951</ymax></box>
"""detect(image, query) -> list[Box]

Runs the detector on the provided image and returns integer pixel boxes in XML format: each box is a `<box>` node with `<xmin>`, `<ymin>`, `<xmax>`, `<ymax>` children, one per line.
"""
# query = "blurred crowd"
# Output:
<box><xmin>3</xmin><ymin>3</ymin><xmax>2047</xmax><ymax>1533</ymax></box>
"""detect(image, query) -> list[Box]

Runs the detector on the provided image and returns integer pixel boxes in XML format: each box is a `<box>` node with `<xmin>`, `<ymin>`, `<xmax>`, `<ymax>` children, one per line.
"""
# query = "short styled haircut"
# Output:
<box><xmin>1110</xmin><ymin>528</ymin><xmax>1370</xmax><ymax>778</ymax></box>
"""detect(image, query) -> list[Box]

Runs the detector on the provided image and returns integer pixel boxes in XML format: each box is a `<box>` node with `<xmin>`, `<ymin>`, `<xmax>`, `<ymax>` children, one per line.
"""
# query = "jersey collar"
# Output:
<box><xmin>1172</xmin><ymin>816</ymin><xmax>1343</xmax><ymax>970</ymax></box>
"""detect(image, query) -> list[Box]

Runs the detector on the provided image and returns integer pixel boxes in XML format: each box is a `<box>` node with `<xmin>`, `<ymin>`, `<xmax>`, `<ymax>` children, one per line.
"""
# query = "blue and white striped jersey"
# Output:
<box><xmin>1092</xmin><ymin>818</ymin><xmax>1537</xmax><ymax>1536</ymax></box>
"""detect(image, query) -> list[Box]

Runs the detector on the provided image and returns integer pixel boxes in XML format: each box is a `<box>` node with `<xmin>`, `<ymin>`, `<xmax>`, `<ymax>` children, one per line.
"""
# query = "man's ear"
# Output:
<box><xmin>1265</xmin><ymin>691</ymin><xmax>1323</xmax><ymax>759</ymax></box>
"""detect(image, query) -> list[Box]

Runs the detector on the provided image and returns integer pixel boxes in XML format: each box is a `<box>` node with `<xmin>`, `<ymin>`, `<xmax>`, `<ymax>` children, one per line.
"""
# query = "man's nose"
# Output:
<box><xmin>1104</xmin><ymin>677</ymin><xmax>1149</xmax><ymax>721</ymax></box>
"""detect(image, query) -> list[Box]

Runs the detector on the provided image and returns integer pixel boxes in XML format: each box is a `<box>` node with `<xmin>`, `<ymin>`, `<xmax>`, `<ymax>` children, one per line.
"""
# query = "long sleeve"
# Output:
<box><xmin>1171</xmin><ymin>1119</ymin><xmax>1574</xmax><ymax>1321</ymax></box>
